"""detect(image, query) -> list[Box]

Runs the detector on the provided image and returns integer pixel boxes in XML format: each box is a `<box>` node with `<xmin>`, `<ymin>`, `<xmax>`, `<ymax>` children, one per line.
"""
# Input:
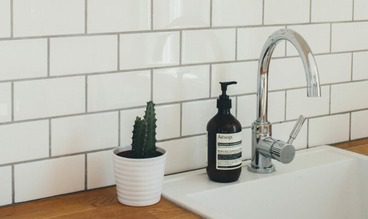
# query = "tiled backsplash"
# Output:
<box><xmin>0</xmin><ymin>0</ymin><xmax>368</xmax><ymax>205</ymax></box>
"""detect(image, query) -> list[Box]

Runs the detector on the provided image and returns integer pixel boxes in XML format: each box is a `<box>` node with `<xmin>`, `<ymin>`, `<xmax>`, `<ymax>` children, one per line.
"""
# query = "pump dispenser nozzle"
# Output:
<box><xmin>217</xmin><ymin>81</ymin><xmax>237</xmax><ymax>109</ymax></box>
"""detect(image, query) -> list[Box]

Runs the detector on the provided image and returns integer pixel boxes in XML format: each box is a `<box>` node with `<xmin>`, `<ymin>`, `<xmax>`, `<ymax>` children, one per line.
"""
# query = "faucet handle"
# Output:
<box><xmin>287</xmin><ymin>115</ymin><xmax>306</xmax><ymax>144</ymax></box>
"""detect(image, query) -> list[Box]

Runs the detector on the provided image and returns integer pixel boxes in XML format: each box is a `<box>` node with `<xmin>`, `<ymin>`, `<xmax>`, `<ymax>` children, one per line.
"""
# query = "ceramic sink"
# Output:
<box><xmin>162</xmin><ymin>146</ymin><xmax>368</xmax><ymax>219</ymax></box>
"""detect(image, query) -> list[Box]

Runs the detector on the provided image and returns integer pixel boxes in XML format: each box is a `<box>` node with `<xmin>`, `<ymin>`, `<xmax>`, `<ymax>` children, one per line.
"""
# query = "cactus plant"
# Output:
<box><xmin>131</xmin><ymin>101</ymin><xmax>157</xmax><ymax>158</ymax></box>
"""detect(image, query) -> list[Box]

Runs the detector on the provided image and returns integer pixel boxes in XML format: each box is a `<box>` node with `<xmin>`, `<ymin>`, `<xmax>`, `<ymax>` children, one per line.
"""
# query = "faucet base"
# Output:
<box><xmin>247</xmin><ymin>164</ymin><xmax>275</xmax><ymax>174</ymax></box>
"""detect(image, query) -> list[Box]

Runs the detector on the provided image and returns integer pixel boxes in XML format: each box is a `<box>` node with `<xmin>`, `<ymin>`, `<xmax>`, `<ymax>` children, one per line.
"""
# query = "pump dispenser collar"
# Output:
<box><xmin>217</xmin><ymin>81</ymin><xmax>237</xmax><ymax>109</ymax></box>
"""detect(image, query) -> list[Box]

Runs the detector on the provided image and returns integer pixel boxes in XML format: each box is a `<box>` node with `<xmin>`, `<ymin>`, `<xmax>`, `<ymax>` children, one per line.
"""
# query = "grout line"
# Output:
<box><xmin>209</xmin><ymin>64</ymin><xmax>212</xmax><ymax>97</ymax></box>
<box><xmin>179</xmin><ymin>103</ymin><xmax>183</xmax><ymax>136</ymax></box>
<box><xmin>329</xmin><ymin>23</ymin><xmax>332</xmax><ymax>52</ymax></box>
<box><xmin>352</xmin><ymin>0</ymin><xmax>355</xmax><ymax>21</ymax></box>
<box><xmin>284</xmin><ymin>90</ymin><xmax>287</xmax><ymax>120</ymax></box>
<box><xmin>306</xmin><ymin>118</ymin><xmax>310</xmax><ymax>148</ymax></box>
<box><xmin>2</xmin><ymin>17</ymin><xmax>368</xmax><ymax>42</ymax></box>
<box><xmin>117</xmin><ymin>34</ymin><xmax>120</xmax><ymax>70</ymax></box>
<box><xmin>262</xmin><ymin>0</ymin><xmax>265</xmax><ymax>25</ymax></box>
<box><xmin>328</xmin><ymin>85</ymin><xmax>332</xmax><ymax>114</ymax></box>
<box><xmin>209</xmin><ymin>0</ymin><xmax>213</xmax><ymax>27</ymax></box>
<box><xmin>349</xmin><ymin>112</ymin><xmax>352</xmax><ymax>140</ymax></box>
<box><xmin>84</xmin><ymin>0</ymin><xmax>88</xmax><ymax>33</ymax></box>
<box><xmin>11</xmin><ymin>82</ymin><xmax>14</xmax><ymax>121</ymax></box>
<box><xmin>351</xmin><ymin>52</ymin><xmax>354</xmax><ymax>81</ymax></box>
<box><xmin>235</xmin><ymin>96</ymin><xmax>238</xmax><ymax>118</ymax></box>
<box><xmin>179</xmin><ymin>31</ymin><xmax>182</xmax><ymax>65</ymax></box>
<box><xmin>47</xmin><ymin>38</ymin><xmax>50</xmax><ymax>76</ymax></box>
<box><xmin>10</xmin><ymin>0</ymin><xmax>13</xmax><ymax>37</ymax></box>
<box><xmin>1</xmin><ymin>79</ymin><xmax>368</xmax><ymax>127</ymax></box>
<box><xmin>2</xmin><ymin>49</ymin><xmax>368</xmax><ymax>84</ymax></box>
<box><xmin>84</xmin><ymin>154</ymin><xmax>87</xmax><ymax>190</ymax></box>
<box><xmin>0</xmin><ymin>147</ymin><xmax>115</xmax><ymax>168</ymax></box>
<box><xmin>0</xmin><ymin>109</ymin><xmax>364</xmax><ymax>169</ymax></box>
<box><xmin>150</xmin><ymin>70</ymin><xmax>154</xmax><ymax>101</ymax></box>
<box><xmin>309</xmin><ymin>0</ymin><xmax>312</xmax><ymax>23</ymax></box>
<box><xmin>85</xmin><ymin>76</ymin><xmax>88</xmax><ymax>113</ymax></box>
<box><xmin>150</xmin><ymin>0</ymin><xmax>153</xmax><ymax>30</ymax></box>
<box><xmin>11</xmin><ymin>165</ymin><xmax>15</xmax><ymax>204</ymax></box>
<box><xmin>118</xmin><ymin>111</ymin><xmax>121</xmax><ymax>146</ymax></box>
<box><xmin>49</xmin><ymin>119</ymin><xmax>52</xmax><ymax>157</ymax></box>
<box><xmin>235</xmin><ymin>28</ymin><xmax>238</xmax><ymax>60</ymax></box>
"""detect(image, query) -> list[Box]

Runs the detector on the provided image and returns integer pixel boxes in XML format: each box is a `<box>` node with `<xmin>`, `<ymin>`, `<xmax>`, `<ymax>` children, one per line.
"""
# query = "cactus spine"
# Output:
<box><xmin>131</xmin><ymin>101</ymin><xmax>157</xmax><ymax>158</ymax></box>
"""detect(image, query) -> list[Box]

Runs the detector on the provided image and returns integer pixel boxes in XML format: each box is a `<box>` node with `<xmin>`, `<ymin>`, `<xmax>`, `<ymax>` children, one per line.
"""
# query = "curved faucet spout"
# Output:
<box><xmin>249</xmin><ymin>29</ymin><xmax>322</xmax><ymax>174</ymax></box>
<box><xmin>257</xmin><ymin>29</ymin><xmax>321</xmax><ymax>122</ymax></box>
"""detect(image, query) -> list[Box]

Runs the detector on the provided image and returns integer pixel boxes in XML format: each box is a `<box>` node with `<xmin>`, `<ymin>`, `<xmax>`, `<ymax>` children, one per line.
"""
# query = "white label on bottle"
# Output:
<box><xmin>216</xmin><ymin>132</ymin><xmax>242</xmax><ymax>170</ymax></box>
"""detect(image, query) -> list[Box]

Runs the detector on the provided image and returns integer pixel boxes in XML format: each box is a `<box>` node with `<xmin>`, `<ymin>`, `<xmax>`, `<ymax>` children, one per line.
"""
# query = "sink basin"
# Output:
<box><xmin>162</xmin><ymin>146</ymin><xmax>368</xmax><ymax>219</ymax></box>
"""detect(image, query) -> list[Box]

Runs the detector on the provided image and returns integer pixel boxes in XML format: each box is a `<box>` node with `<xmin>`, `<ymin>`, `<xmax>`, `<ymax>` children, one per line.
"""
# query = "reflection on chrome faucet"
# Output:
<box><xmin>248</xmin><ymin>29</ymin><xmax>322</xmax><ymax>174</ymax></box>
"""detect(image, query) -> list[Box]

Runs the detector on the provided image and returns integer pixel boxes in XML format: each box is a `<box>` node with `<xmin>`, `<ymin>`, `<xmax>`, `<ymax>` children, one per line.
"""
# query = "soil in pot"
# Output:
<box><xmin>117</xmin><ymin>150</ymin><xmax>163</xmax><ymax>159</ymax></box>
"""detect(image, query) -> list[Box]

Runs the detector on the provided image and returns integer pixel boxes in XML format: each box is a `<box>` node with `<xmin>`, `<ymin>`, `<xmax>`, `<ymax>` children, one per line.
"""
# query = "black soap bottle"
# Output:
<box><xmin>207</xmin><ymin>81</ymin><xmax>242</xmax><ymax>183</ymax></box>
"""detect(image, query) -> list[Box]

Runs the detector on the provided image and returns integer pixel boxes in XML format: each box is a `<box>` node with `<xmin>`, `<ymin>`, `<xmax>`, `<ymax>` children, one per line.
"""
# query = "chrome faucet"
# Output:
<box><xmin>248</xmin><ymin>29</ymin><xmax>321</xmax><ymax>174</ymax></box>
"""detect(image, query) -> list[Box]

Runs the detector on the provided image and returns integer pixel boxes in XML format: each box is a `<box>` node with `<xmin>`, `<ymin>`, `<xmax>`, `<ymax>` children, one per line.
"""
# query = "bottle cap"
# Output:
<box><xmin>217</xmin><ymin>81</ymin><xmax>237</xmax><ymax>109</ymax></box>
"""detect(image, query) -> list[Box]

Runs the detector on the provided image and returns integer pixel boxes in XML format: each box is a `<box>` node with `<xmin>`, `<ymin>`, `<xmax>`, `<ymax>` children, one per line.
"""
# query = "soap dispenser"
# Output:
<box><xmin>207</xmin><ymin>81</ymin><xmax>242</xmax><ymax>183</ymax></box>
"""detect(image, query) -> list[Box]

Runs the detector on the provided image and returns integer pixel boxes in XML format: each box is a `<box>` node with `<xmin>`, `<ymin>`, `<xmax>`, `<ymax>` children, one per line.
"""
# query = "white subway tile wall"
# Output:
<box><xmin>0</xmin><ymin>166</ymin><xmax>12</xmax><ymax>206</ymax></box>
<box><xmin>87</xmin><ymin>150</ymin><xmax>115</xmax><ymax>189</ymax></box>
<box><xmin>87</xmin><ymin>0</ymin><xmax>151</xmax><ymax>33</ymax></box>
<box><xmin>1</xmin><ymin>0</ymin><xmax>368</xmax><ymax>205</ymax></box>
<box><xmin>0</xmin><ymin>0</ymin><xmax>11</xmax><ymax>38</ymax></box>
<box><xmin>13</xmin><ymin>0</ymin><xmax>85</xmax><ymax>37</ymax></box>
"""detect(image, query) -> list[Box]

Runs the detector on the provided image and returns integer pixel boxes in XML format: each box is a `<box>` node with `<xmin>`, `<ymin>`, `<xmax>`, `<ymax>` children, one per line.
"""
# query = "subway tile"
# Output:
<box><xmin>120</xmin><ymin>108</ymin><xmax>145</xmax><ymax>146</ymax></box>
<box><xmin>0</xmin><ymin>39</ymin><xmax>47</xmax><ymax>81</ymax></box>
<box><xmin>272</xmin><ymin>120</ymin><xmax>308</xmax><ymax>150</ymax></box>
<box><xmin>264</xmin><ymin>0</ymin><xmax>309</xmax><ymax>24</ymax></box>
<box><xmin>242</xmin><ymin>128</ymin><xmax>252</xmax><ymax>160</ymax></box>
<box><xmin>182</xmin><ymin>99</ymin><xmax>217</xmax><ymax>136</ymax></box>
<box><xmin>237</xmin><ymin>92</ymin><xmax>285</xmax><ymax>127</ymax></box>
<box><xmin>13</xmin><ymin>0</ymin><xmax>84</xmax><ymax>37</ymax></box>
<box><xmin>153</xmin><ymin>0</ymin><xmax>210</xmax><ymax>29</ymax></box>
<box><xmin>51</xmin><ymin>112</ymin><xmax>119</xmax><ymax>156</ymax></box>
<box><xmin>353</xmin><ymin>51</ymin><xmax>368</xmax><ymax>80</ymax></box>
<box><xmin>332</xmin><ymin>22</ymin><xmax>368</xmax><ymax>52</ymax></box>
<box><xmin>287</xmin><ymin>24</ymin><xmax>330</xmax><ymax>55</ymax></box>
<box><xmin>351</xmin><ymin>110</ymin><xmax>368</xmax><ymax>140</ymax></box>
<box><xmin>50</xmin><ymin>35</ymin><xmax>117</xmax><ymax>76</ymax></box>
<box><xmin>212</xmin><ymin>0</ymin><xmax>262</xmax><ymax>27</ymax></box>
<box><xmin>0</xmin><ymin>166</ymin><xmax>11</xmax><ymax>206</ymax></box>
<box><xmin>311</xmin><ymin>0</ymin><xmax>353</xmax><ymax>22</ymax></box>
<box><xmin>211</xmin><ymin>61</ymin><xmax>258</xmax><ymax>97</ymax></box>
<box><xmin>182</xmin><ymin>29</ymin><xmax>235</xmax><ymax>64</ymax></box>
<box><xmin>0</xmin><ymin>83</ymin><xmax>11</xmax><ymax>123</ymax></box>
<box><xmin>157</xmin><ymin>135</ymin><xmax>207</xmax><ymax>174</ymax></box>
<box><xmin>316</xmin><ymin>53</ymin><xmax>352</xmax><ymax>84</ymax></box>
<box><xmin>308</xmin><ymin>114</ymin><xmax>350</xmax><ymax>146</ymax></box>
<box><xmin>14</xmin><ymin>155</ymin><xmax>85</xmax><ymax>202</ymax></box>
<box><xmin>237</xmin><ymin>95</ymin><xmax>256</xmax><ymax>127</ymax></box>
<box><xmin>119</xmin><ymin>32</ymin><xmax>180</xmax><ymax>70</ymax></box>
<box><xmin>153</xmin><ymin>65</ymin><xmax>210</xmax><ymax>103</ymax></box>
<box><xmin>268</xmin><ymin>91</ymin><xmax>285</xmax><ymax>123</ymax></box>
<box><xmin>0</xmin><ymin>120</ymin><xmax>48</xmax><ymax>165</ymax></box>
<box><xmin>237</xmin><ymin>26</ymin><xmax>285</xmax><ymax>60</ymax></box>
<box><xmin>354</xmin><ymin>0</ymin><xmax>368</xmax><ymax>20</ymax></box>
<box><xmin>14</xmin><ymin>77</ymin><xmax>85</xmax><ymax>120</ymax></box>
<box><xmin>268</xmin><ymin>57</ymin><xmax>306</xmax><ymax>90</ymax></box>
<box><xmin>331</xmin><ymin>81</ymin><xmax>368</xmax><ymax>113</ymax></box>
<box><xmin>87</xmin><ymin>150</ymin><xmax>115</xmax><ymax>189</ymax></box>
<box><xmin>156</xmin><ymin>104</ymin><xmax>180</xmax><ymax>140</ymax></box>
<box><xmin>0</xmin><ymin>0</ymin><xmax>11</xmax><ymax>38</ymax></box>
<box><xmin>88</xmin><ymin>0</ymin><xmax>150</xmax><ymax>33</ymax></box>
<box><xmin>88</xmin><ymin>71</ymin><xmax>150</xmax><ymax>112</ymax></box>
<box><xmin>286</xmin><ymin>86</ymin><xmax>329</xmax><ymax>120</ymax></box>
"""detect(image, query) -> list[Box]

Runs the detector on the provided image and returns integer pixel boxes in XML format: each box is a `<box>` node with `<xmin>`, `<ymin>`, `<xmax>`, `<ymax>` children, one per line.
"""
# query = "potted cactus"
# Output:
<box><xmin>113</xmin><ymin>101</ymin><xmax>167</xmax><ymax>206</ymax></box>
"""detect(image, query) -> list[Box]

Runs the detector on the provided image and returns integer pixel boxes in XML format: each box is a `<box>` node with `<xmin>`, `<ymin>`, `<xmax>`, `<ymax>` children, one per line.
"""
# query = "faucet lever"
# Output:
<box><xmin>287</xmin><ymin>115</ymin><xmax>306</xmax><ymax>144</ymax></box>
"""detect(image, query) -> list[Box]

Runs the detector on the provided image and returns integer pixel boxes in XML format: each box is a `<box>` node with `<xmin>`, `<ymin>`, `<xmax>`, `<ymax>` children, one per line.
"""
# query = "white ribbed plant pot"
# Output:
<box><xmin>113</xmin><ymin>146</ymin><xmax>167</xmax><ymax>207</ymax></box>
